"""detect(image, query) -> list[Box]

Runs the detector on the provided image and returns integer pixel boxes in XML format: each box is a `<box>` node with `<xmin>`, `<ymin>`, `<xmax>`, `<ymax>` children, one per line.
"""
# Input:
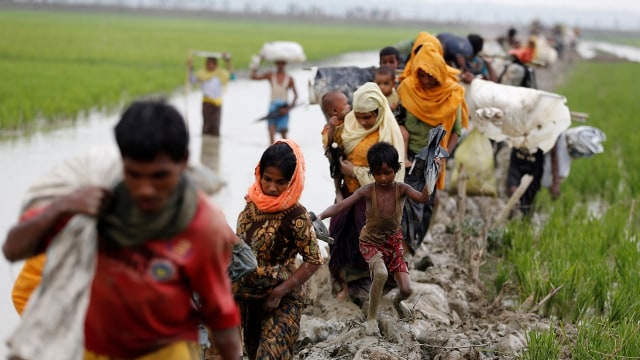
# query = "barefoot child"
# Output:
<box><xmin>317</xmin><ymin>142</ymin><xmax>434</xmax><ymax>335</ymax></box>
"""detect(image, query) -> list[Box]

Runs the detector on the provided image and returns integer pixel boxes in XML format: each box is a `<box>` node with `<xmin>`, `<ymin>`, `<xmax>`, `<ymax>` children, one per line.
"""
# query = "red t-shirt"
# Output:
<box><xmin>22</xmin><ymin>193</ymin><xmax>240</xmax><ymax>358</ymax></box>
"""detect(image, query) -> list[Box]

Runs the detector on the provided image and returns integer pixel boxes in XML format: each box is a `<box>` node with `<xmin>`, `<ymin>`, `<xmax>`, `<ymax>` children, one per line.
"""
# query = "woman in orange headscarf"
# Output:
<box><xmin>233</xmin><ymin>139</ymin><xmax>323</xmax><ymax>360</ymax></box>
<box><xmin>397</xmin><ymin>42</ymin><xmax>469</xmax><ymax>253</ymax></box>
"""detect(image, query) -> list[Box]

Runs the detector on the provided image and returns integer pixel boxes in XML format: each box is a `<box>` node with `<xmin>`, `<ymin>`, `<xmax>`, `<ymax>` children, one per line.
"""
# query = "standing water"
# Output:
<box><xmin>0</xmin><ymin>51</ymin><xmax>379</xmax><ymax>356</ymax></box>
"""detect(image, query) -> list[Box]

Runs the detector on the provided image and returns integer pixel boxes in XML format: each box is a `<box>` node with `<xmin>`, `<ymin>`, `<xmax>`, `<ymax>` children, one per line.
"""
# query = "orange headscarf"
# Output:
<box><xmin>398</xmin><ymin>42</ymin><xmax>469</xmax><ymax>140</ymax></box>
<box><xmin>246</xmin><ymin>139</ymin><xmax>305</xmax><ymax>213</ymax></box>
<box><xmin>399</xmin><ymin>31</ymin><xmax>460</xmax><ymax>83</ymax></box>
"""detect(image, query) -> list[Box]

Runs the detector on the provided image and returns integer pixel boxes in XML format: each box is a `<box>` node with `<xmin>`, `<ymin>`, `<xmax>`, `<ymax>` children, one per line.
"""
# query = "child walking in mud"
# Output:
<box><xmin>317</xmin><ymin>142</ymin><xmax>433</xmax><ymax>335</ymax></box>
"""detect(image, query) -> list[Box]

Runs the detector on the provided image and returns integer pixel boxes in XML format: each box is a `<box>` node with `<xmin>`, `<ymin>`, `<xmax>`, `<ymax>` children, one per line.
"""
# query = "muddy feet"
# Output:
<box><xmin>364</xmin><ymin>319</ymin><xmax>380</xmax><ymax>336</ymax></box>
<box><xmin>393</xmin><ymin>300</ymin><xmax>412</xmax><ymax>320</ymax></box>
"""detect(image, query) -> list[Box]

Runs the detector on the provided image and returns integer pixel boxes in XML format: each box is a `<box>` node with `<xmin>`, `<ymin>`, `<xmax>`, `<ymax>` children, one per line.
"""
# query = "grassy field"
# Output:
<box><xmin>0</xmin><ymin>8</ymin><xmax>449</xmax><ymax>129</ymax></box>
<box><xmin>499</xmin><ymin>61</ymin><xmax>640</xmax><ymax>358</ymax></box>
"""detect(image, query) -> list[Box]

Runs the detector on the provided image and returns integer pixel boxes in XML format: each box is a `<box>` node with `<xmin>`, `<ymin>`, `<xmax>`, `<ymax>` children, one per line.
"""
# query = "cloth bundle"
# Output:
<box><xmin>259</xmin><ymin>41</ymin><xmax>306</xmax><ymax>63</ymax></box>
<box><xmin>468</xmin><ymin>79</ymin><xmax>571</xmax><ymax>153</ymax></box>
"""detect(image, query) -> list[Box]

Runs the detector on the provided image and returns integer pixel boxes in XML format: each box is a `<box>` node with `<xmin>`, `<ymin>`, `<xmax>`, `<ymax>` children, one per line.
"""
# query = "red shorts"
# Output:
<box><xmin>359</xmin><ymin>230</ymin><xmax>408</xmax><ymax>274</ymax></box>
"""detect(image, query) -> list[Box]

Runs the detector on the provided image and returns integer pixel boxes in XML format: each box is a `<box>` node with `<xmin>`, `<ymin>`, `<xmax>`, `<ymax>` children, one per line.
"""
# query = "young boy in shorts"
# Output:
<box><xmin>317</xmin><ymin>142</ymin><xmax>434</xmax><ymax>335</ymax></box>
<box><xmin>375</xmin><ymin>66</ymin><xmax>410</xmax><ymax>168</ymax></box>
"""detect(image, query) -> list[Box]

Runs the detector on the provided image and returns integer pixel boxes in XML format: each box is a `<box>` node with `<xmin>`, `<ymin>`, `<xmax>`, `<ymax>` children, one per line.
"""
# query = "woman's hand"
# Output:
<box><xmin>339</xmin><ymin>157</ymin><xmax>354</xmax><ymax>177</ymax></box>
<box><xmin>264</xmin><ymin>285</ymin><xmax>287</xmax><ymax>312</ymax></box>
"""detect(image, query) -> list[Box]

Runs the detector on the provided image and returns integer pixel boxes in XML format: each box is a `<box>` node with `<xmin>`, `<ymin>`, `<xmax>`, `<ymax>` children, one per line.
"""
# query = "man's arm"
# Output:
<box><xmin>210</xmin><ymin>327</ymin><xmax>242</xmax><ymax>360</ymax></box>
<box><xmin>3</xmin><ymin>186</ymin><xmax>107</xmax><ymax>262</ymax></box>
<box><xmin>288</xmin><ymin>77</ymin><xmax>298</xmax><ymax>106</ymax></box>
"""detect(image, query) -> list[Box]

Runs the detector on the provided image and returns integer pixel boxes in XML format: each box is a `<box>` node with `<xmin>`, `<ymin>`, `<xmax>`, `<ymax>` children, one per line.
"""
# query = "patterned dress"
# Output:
<box><xmin>233</xmin><ymin>202</ymin><xmax>322</xmax><ymax>360</ymax></box>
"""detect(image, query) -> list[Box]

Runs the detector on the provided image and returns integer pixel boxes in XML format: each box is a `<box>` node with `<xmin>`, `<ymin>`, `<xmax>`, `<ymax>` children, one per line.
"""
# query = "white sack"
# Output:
<box><xmin>260</xmin><ymin>41</ymin><xmax>306</xmax><ymax>63</ymax></box>
<box><xmin>7</xmin><ymin>147</ymin><xmax>121</xmax><ymax>360</ymax></box>
<box><xmin>468</xmin><ymin>79</ymin><xmax>571</xmax><ymax>153</ymax></box>
<box><xmin>534</xmin><ymin>36</ymin><xmax>558</xmax><ymax>65</ymax></box>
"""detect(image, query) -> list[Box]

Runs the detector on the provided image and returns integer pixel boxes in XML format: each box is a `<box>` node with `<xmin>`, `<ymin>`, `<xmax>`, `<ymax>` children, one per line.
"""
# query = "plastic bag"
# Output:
<box><xmin>448</xmin><ymin>129</ymin><xmax>498</xmax><ymax>196</ymax></box>
<box><xmin>228</xmin><ymin>241</ymin><xmax>257</xmax><ymax>282</ymax></box>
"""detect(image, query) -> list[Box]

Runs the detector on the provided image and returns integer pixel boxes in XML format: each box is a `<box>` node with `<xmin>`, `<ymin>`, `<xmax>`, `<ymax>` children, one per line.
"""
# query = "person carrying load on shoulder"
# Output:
<box><xmin>187</xmin><ymin>53</ymin><xmax>234</xmax><ymax>137</ymax></box>
<box><xmin>250</xmin><ymin>53</ymin><xmax>298</xmax><ymax>144</ymax></box>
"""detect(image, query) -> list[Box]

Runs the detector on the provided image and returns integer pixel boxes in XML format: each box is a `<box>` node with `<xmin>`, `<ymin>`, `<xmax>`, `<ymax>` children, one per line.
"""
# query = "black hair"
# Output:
<box><xmin>259</xmin><ymin>142</ymin><xmax>297</xmax><ymax>181</ymax></box>
<box><xmin>467</xmin><ymin>34</ymin><xmax>484</xmax><ymax>56</ymax></box>
<box><xmin>375</xmin><ymin>65</ymin><xmax>396</xmax><ymax>80</ymax></box>
<box><xmin>320</xmin><ymin>91</ymin><xmax>346</xmax><ymax>118</ymax></box>
<box><xmin>508</xmin><ymin>27</ymin><xmax>517</xmax><ymax>38</ymax></box>
<box><xmin>379</xmin><ymin>46</ymin><xmax>401</xmax><ymax>62</ymax></box>
<box><xmin>114</xmin><ymin>99</ymin><xmax>189</xmax><ymax>162</ymax></box>
<box><xmin>367</xmin><ymin>142</ymin><xmax>400</xmax><ymax>174</ymax></box>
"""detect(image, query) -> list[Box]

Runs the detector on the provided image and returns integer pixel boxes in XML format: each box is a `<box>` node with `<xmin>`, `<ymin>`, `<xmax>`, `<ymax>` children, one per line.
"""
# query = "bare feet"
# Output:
<box><xmin>364</xmin><ymin>319</ymin><xmax>380</xmax><ymax>336</ymax></box>
<box><xmin>393</xmin><ymin>299</ymin><xmax>412</xmax><ymax>320</ymax></box>
<box><xmin>336</xmin><ymin>286</ymin><xmax>349</xmax><ymax>302</ymax></box>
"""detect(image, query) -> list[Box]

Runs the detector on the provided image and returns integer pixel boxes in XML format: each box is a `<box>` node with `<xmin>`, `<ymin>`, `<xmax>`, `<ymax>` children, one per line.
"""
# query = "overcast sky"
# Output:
<box><xmin>439</xmin><ymin>0</ymin><xmax>639</xmax><ymax>13</ymax></box>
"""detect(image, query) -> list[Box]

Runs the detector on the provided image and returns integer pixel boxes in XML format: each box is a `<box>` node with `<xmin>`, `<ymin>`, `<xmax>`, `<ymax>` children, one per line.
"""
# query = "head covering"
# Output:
<box><xmin>246</xmin><ymin>139</ymin><xmax>305</xmax><ymax>213</ymax></box>
<box><xmin>398</xmin><ymin>42</ymin><xmax>469</xmax><ymax>139</ymax></box>
<box><xmin>341</xmin><ymin>82</ymin><xmax>405</xmax><ymax>176</ymax></box>
<box><xmin>400</xmin><ymin>32</ymin><xmax>460</xmax><ymax>83</ymax></box>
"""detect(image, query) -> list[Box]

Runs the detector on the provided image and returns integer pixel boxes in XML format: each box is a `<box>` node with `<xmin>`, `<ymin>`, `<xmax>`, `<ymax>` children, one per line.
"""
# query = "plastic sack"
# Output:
<box><xmin>228</xmin><ymin>241</ymin><xmax>258</xmax><ymax>282</ymax></box>
<box><xmin>448</xmin><ymin>129</ymin><xmax>498</xmax><ymax>196</ymax></box>
<box><xmin>308</xmin><ymin>66</ymin><xmax>376</xmax><ymax>104</ymax></box>
<box><xmin>564</xmin><ymin>125</ymin><xmax>606</xmax><ymax>158</ymax></box>
<box><xmin>468</xmin><ymin>79</ymin><xmax>571</xmax><ymax>153</ymax></box>
<box><xmin>259</xmin><ymin>41</ymin><xmax>306</xmax><ymax>63</ymax></box>
<box><xmin>437</xmin><ymin>33</ymin><xmax>473</xmax><ymax>64</ymax></box>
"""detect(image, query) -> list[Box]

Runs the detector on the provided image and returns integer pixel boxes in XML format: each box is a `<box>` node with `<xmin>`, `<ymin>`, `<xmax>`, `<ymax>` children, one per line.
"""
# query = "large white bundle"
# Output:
<box><xmin>534</xmin><ymin>36</ymin><xmax>558</xmax><ymax>65</ymax></box>
<box><xmin>469</xmin><ymin>79</ymin><xmax>571</xmax><ymax>153</ymax></box>
<box><xmin>259</xmin><ymin>41</ymin><xmax>306</xmax><ymax>63</ymax></box>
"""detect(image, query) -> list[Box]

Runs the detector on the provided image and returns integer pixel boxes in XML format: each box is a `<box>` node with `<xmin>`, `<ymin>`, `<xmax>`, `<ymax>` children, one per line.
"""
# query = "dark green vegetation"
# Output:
<box><xmin>0</xmin><ymin>9</ymin><xmax>433</xmax><ymax>129</ymax></box>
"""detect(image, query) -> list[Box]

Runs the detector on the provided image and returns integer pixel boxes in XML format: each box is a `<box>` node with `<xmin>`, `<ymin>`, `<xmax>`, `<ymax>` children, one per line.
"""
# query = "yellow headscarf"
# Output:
<box><xmin>246</xmin><ymin>139</ymin><xmax>305</xmax><ymax>213</ymax></box>
<box><xmin>399</xmin><ymin>32</ymin><xmax>460</xmax><ymax>83</ymax></box>
<box><xmin>341</xmin><ymin>82</ymin><xmax>405</xmax><ymax>178</ymax></box>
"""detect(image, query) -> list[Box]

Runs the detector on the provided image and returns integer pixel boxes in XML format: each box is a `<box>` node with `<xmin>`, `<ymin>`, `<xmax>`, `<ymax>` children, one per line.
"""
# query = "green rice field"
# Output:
<box><xmin>502</xmin><ymin>61</ymin><xmax>640</xmax><ymax>358</ymax></box>
<box><xmin>0</xmin><ymin>9</ymin><xmax>438</xmax><ymax>129</ymax></box>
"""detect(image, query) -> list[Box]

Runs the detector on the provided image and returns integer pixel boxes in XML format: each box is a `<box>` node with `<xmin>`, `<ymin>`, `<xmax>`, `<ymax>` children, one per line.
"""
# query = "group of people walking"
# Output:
<box><xmin>3</xmin><ymin>26</ymin><xmax>563</xmax><ymax>360</ymax></box>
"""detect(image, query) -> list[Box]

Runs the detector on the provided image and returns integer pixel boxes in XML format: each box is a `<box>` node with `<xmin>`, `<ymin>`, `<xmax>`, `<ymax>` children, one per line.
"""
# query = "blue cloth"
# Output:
<box><xmin>267</xmin><ymin>99</ymin><xmax>289</xmax><ymax>132</ymax></box>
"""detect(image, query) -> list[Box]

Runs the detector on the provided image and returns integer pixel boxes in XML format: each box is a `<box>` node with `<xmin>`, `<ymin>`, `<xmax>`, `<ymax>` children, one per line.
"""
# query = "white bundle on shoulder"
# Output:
<box><xmin>468</xmin><ymin>79</ymin><xmax>571</xmax><ymax>153</ymax></box>
<box><xmin>8</xmin><ymin>146</ymin><xmax>121</xmax><ymax>360</ymax></box>
<box><xmin>259</xmin><ymin>41</ymin><xmax>306</xmax><ymax>63</ymax></box>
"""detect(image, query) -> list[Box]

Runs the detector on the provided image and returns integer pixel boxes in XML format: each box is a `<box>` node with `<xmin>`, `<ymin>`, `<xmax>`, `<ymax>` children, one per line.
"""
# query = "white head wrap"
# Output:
<box><xmin>341</xmin><ymin>82</ymin><xmax>405</xmax><ymax>181</ymax></box>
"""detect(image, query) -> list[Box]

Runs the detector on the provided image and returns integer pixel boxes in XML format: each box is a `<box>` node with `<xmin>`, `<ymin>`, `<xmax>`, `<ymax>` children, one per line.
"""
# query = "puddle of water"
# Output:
<box><xmin>577</xmin><ymin>41</ymin><xmax>640</xmax><ymax>62</ymax></box>
<box><xmin>0</xmin><ymin>51</ymin><xmax>378</xmax><ymax>356</ymax></box>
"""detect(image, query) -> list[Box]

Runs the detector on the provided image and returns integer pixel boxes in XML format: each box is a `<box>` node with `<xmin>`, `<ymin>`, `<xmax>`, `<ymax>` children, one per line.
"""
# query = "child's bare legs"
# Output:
<box><xmin>279</xmin><ymin>129</ymin><xmax>288</xmax><ymax>140</ymax></box>
<box><xmin>392</xmin><ymin>271</ymin><xmax>413</xmax><ymax>319</ymax></box>
<box><xmin>335</xmin><ymin>268</ymin><xmax>349</xmax><ymax>301</ymax></box>
<box><xmin>365</xmin><ymin>256</ymin><xmax>388</xmax><ymax>335</ymax></box>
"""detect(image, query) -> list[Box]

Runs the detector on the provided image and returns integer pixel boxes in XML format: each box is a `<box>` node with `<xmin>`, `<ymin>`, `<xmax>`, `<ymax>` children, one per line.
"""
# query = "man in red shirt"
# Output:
<box><xmin>3</xmin><ymin>100</ymin><xmax>242</xmax><ymax>359</ymax></box>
